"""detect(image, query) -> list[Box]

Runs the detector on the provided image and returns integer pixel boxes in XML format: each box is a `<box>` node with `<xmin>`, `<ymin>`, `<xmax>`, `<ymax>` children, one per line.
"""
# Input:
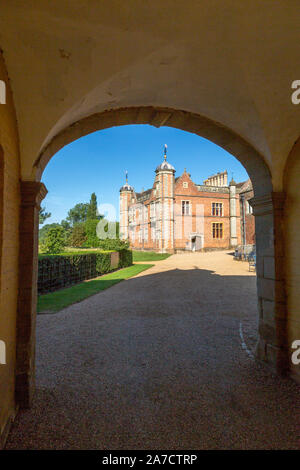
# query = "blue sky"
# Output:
<box><xmin>41</xmin><ymin>124</ymin><xmax>249</xmax><ymax>224</ymax></box>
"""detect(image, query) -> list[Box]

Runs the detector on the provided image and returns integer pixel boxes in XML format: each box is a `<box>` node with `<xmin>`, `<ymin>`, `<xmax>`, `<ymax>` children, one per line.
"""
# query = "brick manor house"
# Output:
<box><xmin>119</xmin><ymin>149</ymin><xmax>255</xmax><ymax>253</ymax></box>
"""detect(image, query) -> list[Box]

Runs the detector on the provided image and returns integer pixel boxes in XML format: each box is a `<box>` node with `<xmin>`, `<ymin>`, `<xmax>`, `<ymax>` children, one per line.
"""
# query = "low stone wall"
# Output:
<box><xmin>38</xmin><ymin>249</ymin><xmax>132</xmax><ymax>295</ymax></box>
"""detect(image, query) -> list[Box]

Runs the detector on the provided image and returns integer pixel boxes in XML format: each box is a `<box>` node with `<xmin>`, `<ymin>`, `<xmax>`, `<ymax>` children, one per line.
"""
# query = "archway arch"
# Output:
<box><xmin>16</xmin><ymin>106</ymin><xmax>289</xmax><ymax>407</ymax></box>
<box><xmin>0</xmin><ymin>146</ymin><xmax>4</xmax><ymax>294</ymax></box>
<box><xmin>34</xmin><ymin>107</ymin><xmax>272</xmax><ymax>198</ymax></box>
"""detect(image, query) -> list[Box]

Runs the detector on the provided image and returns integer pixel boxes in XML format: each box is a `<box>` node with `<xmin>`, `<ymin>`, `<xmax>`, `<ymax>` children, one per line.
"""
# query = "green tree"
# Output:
<box><xmin>87</xmin><ymin>192</ymin><xmax>98</xmax><ymax>219</ymax></box>
<box><xmin>68</xmin><ymin>223</ymin><xmax>87</xmax><ymax>247</ymax></box>
<box><xmin>85</xmin><ymin>219</ymin><xmax>101</xmax><ymax>247</ymax></box>
<box><xmin>84</xmin><ymin>218</ymin><xmax>120</xmax><ymax>248</ymax></box>
<box><xmin>61</xmin><ymin>219</ymin><xmax>71</xmax><ymax>231</ymax></box>
<box><xmin>66</xmin><ymin>203</ymin><xmax>90</xmax><ymax>226</ymax></box>
<box><xmin>60</xmin><ymin>219</ymin><xmax>72</xmax><ymax>241</ymax></box>
<box><xmin>40</xmin><ymin>226</ymin><xmax>65</xmax><ymax>254</ymax></box>
<box><xmin>39</xmin><ymin>206</ymin><xmax>51</xmax><ymax>225</ymax></box>
<box><xmin>39</xmin><ymin>223</ymin><xmax>61</xmax><ymax>245</ymax></box>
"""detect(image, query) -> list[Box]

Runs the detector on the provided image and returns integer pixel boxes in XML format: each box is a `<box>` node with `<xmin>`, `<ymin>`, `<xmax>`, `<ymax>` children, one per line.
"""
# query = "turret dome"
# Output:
<box><xmin>155</xmin><ymin>145</ymin><xmax>175</xmax><ymax>172</ymax></box>
<box><xmin>120</xmin><ymin>171</ymin><xmax>134</xmax><ymax>192</ymax></box>
<box><xmin>155</xmin><ymin>160</ymin><xmax>175</xmax><ymax>172</ymax></box>
<box><xmin>119</xmin><ymin>182</ymin><xmax>134</xmax><ymax>192</ymax></box>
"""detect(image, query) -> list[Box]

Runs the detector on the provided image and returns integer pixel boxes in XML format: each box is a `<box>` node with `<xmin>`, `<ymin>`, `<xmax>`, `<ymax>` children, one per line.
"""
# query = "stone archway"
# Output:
<box><xmin>283</xmin><ymin>136</ymin><xmax>300</xmax><ymax>384</ymax></box>
<box><xmin>34</xmin><ymin>107</ymin><xmax>271</xmax><ymax>196</ymax></box>
<box><xmin>16</xmin><ymin>106</ymin><xmax>288</xmax><ymax>407</ymax></box>
<box><xmin>0</xmin><ymin>146</ymin><xmax>3</xmax><ymax>293</ymax></box>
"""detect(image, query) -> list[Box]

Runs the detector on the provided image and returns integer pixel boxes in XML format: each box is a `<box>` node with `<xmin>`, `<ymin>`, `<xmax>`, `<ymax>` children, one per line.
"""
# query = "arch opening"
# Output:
<box><xmin>0</xmin><ymin>146</ymin><xmax>4</xmax><ymax>293</ymax></box>
<box><xmin>15</xmin><ymin>106</ymin><xmax>290</xmax><ymax>421</ymax></box>
<box><xmin>34</xmin><ymin>107</ymin><xmax>272</xmax><ymax>199</ymax></box>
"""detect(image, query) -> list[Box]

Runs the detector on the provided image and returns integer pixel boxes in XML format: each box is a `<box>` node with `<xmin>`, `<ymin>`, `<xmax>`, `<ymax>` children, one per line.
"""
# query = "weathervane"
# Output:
<box><xmin>164</xmin><ymin>144</ymin><xmax>167</xmax><ymax>161</ymax></box>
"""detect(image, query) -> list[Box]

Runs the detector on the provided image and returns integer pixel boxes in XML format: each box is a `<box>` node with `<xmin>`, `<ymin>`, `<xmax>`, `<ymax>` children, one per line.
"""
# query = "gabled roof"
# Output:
<box><xmin>236</xmin><ymin>179</ymin><xmax>253</xmax><ymax>193</ymax></box>
<box><xmin>135</xmin><ymin>188</ymin><xmax>152</xmax><ymax>202</ymax></box>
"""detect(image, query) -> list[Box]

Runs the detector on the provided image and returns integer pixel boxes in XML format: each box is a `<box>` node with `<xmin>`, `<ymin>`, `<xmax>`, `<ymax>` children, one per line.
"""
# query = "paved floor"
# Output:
<box><xmin>6</xmin><ymin>251</ymin><xmax>299</xmax><ymax>449</ymax></box>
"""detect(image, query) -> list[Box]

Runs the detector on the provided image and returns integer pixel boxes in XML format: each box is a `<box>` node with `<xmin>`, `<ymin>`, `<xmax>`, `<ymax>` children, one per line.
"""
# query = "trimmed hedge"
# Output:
<box><xmin>118</xmin><ymin>248</ymin><xmax>133</xmax><ymax>268</ymax></box>
<box><xmin>96</xmin><ymin>251</ymin><xmax>111</xmax><ymax>274</ymax></box>
<box><xmin>38</xmin><ymin>249</ymin><xmax>132</xmax><ymax>294</ymax></box>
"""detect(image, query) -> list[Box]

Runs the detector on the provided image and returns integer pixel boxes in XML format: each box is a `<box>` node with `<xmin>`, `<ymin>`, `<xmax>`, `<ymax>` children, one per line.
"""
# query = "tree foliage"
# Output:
<box><xmin>38</xmin><ymin>192</ymin><xmax>122</xmax><ymax>251</ymax></box>
<box><xmin>85</xmin><ymin>219</ymin><xmax>100</xmax><ymax>247</ymax></box>
<box><xmin>61</xmin><ymin>219</ymin><xmax>71</xmax><ymax>231</ymax></box>
<box><xmin>39</xmin><ymin>223</ymin><xmax>61</xmax><ymax>244</ymax></box>
<box><xmin>67</xmin><ymin>223</ymin><xmax>87</xmax><ymax>247</ymax></box>
<box><xmin>39</xmin><ymin>206</ymin><xmax>51</xmax><ymax>225</ymax></box>
<box><xmin>66</xmin><ymin>203</ymin><xmax>90</xmax><ymax>227</ymax></box>
<box><xmin>66</xmin><ymin>193</ymin><xmax>102</xmax><ymax>227</ymax></box>
<box><xmin>40</xmin><ymin>226</ymin><xmax>65</xmax><ymax>254</ymax></box>
<box><xmin>87</xmin><ymin>192</ymin><xmax>98</xmax><ymax>219</ymax></box>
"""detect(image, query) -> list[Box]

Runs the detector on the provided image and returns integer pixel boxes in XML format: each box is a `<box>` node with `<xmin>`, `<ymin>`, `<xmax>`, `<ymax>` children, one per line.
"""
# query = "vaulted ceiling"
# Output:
<box><xmin>0</xmin><ymin>0</ymin><xmax>299</xmax><ymax>187</ymax></box>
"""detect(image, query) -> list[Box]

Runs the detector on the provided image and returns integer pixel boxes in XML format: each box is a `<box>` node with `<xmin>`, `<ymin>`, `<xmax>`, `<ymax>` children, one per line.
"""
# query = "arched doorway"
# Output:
<box><xmin>16</xmin><ymin>106</ymin><xmax>288</xmax><ymax>407</ymax></box>
<box><xmin>0</xmin><ymin>146</ymin><xmax>4</xmax><ymax>293</ymax></box>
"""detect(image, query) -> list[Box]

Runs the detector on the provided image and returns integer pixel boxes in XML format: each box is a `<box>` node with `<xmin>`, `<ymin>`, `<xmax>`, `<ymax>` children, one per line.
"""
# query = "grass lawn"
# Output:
<box><xmin>37</xmin><ymin>263</ymin><xmax>153</xmax><ymax>314</ymax></box>
<box><xmin>132</xmin><ymin>251</ymin><xmax>171</xmax><ymax>262</ymax></box>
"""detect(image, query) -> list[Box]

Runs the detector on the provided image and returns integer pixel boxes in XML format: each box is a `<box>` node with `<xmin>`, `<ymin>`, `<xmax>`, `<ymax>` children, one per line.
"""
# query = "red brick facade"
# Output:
<box><xmin>120</xmin><ymin>158</ymin><xmax>254</xmax><ymax>253</ymax></box>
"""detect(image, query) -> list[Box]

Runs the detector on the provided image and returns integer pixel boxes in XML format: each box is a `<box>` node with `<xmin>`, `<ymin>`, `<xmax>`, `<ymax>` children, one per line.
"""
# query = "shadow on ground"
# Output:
<box><xmin>6</xmin><ymin>266</ymin><xmax>299</xmax><ymax>450</ymax></box>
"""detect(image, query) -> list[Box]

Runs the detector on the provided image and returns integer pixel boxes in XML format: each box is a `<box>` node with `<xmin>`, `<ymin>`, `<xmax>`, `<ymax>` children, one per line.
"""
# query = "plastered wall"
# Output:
<box><xmin>0</xmin><ymin>52</ymin><xmax>20</xmax><ymax>445</ymax></box>
<box><xmin>284</xmin><ymin>139</ymin><xmax>300</xmax><ymax>383</ymax></box>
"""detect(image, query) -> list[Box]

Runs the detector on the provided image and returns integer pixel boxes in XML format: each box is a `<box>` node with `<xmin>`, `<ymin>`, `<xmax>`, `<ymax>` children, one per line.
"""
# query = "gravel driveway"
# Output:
<box><xmin>6</xmin><ymin>251</ymin><xmax>299</xmax><ymax>449</ymax></box>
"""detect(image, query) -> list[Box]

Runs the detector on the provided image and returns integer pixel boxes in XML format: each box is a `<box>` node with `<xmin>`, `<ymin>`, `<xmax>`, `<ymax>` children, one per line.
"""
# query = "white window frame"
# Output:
<box><xmin>246</xmin><ymin>200</ymin><xmax>253</xmax><ymax>214</ymax></box>
<box><xmin>151</xmin><ymin>223</ymin><xmax>156</xmax><ymax>240</ymax></box>
<box><xmin>182</xmin><ymin>200</ymin><xmax>191</xmax><ymax>216</ymax></box>
<box><xmin>144</xmin><ymin>225</ymin><xmax>148</xmax><ymax>242</ymax></box>
<box><xmin>138</xmin><ymin>228</ymin><xmax>142</xmax><ymax>243</ymax></box>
